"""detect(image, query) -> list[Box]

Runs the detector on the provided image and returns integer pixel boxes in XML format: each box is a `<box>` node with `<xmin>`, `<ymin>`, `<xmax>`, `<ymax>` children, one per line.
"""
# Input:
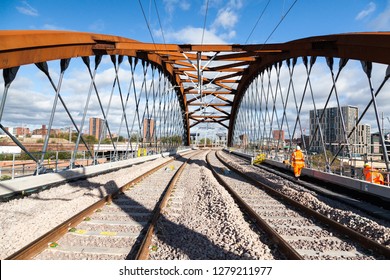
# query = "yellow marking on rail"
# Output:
<box><xmin>100</xmin><ymin>231</ymin><xmax>117</xmax><ymax>236</ymax></box>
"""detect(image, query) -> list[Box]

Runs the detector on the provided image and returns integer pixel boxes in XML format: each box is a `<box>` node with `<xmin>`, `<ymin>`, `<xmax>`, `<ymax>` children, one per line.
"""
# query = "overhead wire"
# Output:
<box><xmin>263</xmin><ymin>0</ymin><xmax>299</xmax><ymax>45</ymax></box>
<box><xmin>200</xmin><ymin>0</ymin><xmax>210</xmax><ymax>133</ymax></box>
<box><xmin>153</xmin><ymin>0</ymin><xmax>167</xmax><ymax>47</ymax></box>
<box><xmin>245</xmin><ymin>0</ymin><xmax>271</xmax><ymax>44</ymax></box>
<box><xmin>245</xmin><ymin>0</ymin><xmax>299</xmax><ymax>45</ymax></box>
<box><xmin>138</xmin><ymin>0</ymin><xmax>157</xmax><ymax>49</ymax></box>
<box><xmin>201</xmin><ymin>0</ymin><xmax>210</xmax><ymax>46</ymax></box>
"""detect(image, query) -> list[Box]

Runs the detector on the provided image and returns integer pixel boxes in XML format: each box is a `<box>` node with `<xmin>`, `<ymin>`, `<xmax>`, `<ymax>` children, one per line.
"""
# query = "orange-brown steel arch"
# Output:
<box><xmin>0</xmin><ymin>30</ymin><xmax>190</xmax><ymax>143</ymax></box>
<box><xmin>1</xmin><ymin>30</ymin><xmax>390</xmax><ymax>146</ymax></box>
<box><xmin>228</xmin><ymin>32</ymin><xmax>390</xmax><ymax>145</ymax></box>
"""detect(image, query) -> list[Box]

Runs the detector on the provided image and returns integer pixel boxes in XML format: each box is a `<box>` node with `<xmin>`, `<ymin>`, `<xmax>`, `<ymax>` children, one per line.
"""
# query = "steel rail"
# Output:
<box><xmin>252</xmin><ymin>162</ymin><xmax>390</xmax><ymax>222</ymax></box>
<box><xmin>214</xmin><ymin>151</ymin><xmax>390</xmax><ymax>259</ymax></box>
<box><xmin>5</xmin><ymin>152</ymin><xmax>197</xmax><ymax>260</ymax></box>
<box><xmin>135</xmin><ymin>150</ymin><xmax>203</xmax><ymax>260</ymax></box>
<box><xmin>205</xmin><ymin>151</ymin><xmax>303</xmax><ymax>260</ymax></box>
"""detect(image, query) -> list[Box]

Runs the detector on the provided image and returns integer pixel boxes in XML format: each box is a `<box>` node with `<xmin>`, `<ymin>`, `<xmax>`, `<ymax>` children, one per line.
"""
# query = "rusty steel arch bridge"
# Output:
<box><xmin>1</xmin><ymin>30</ymin><xmax>390</xmax><ymax>175</ymax></box>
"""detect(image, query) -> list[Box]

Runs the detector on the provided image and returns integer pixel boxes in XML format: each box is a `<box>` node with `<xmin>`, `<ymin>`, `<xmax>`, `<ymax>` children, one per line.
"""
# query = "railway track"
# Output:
<box><xmin>225</xmin><ymin>151</ymin><xmax>390</xmax><ymax>225</ymax></box>
<box><xmin>6</xmin><ymin>151</ymin><xmax>200</xmax><ymax>260</ymax></box>
<box><xmin>147</xmin><ymin>150</ymin><xmax>277</xmax><ymax>260</ymax></box>
<box><xmin>254</xmin><ymin>156</ymin><xmax>390</xmax><ymax>222</ymax></box>
<box><xmin>6</xmin><ymin>148</ymin><xmax>389</xmax><ymax>260</ymax></box>
<box><xmin>206</xmin><ymin>150</ymin><xmax>390</xmax><ymax>260</ymax></box>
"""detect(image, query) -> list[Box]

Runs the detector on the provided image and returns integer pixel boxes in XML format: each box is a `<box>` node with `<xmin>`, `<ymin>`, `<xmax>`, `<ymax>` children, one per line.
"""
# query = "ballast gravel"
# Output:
<box><xmin>2</xmin><ymin>148</ymin><xmax>389</xmax><ymax>260</ymax></box>
<box><xmin>149</xmin><ymin>152</ymin><xmax>278</xmax><ymax>260</ymax></box>
<box><xmin>218</xmin><ymin>151</ymin><xmax>390</xmax><ymax>249</ymax></box>
<box><xmin>0</xmin><ymin>157</ymin><xmax>171</xmax><ymax>259</ymax></box>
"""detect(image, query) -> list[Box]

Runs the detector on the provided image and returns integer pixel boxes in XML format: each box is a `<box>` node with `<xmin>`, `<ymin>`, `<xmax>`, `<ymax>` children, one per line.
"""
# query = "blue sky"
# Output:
<box><xmin>1</xmin><ymin>0</ymin><xmax>390</xmax><ymax>45</ymax></box>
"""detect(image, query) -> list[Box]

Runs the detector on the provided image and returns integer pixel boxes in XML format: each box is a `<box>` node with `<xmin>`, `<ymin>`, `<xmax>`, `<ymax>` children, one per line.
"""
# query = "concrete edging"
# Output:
<box><xmin>0</xmin><ymin>148</ymin><xmax>192</xmax><ymax>199</ymax></box>
<box><xmin>224</xmin><ymin>148</ymin><xmax>390</xmax><ymax>202</ymax></box>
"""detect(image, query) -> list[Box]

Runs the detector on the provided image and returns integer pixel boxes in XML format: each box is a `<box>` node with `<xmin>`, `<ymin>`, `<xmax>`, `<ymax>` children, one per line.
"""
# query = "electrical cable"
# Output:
<box><xmin>153</xmin><ymin>0</ymin><xmax>167</xmax><ymax>47</ymax></box>
<box><xmin>201</xmin><ymin>0</ymin><xmax>209</xmax><ymax>45</ymax></box>
<box><xmin>263</xmin><ymin>0</ymin><xmax>299</xmax><ymax>45</ymax></box>
<box><xmin>138</xmin><ymin>0</ymin><xmax>157</xmax><ymax>48</ymax></box>
<box><xmin>245</xmin><ymin>0</ymin><xmax>298</xmax><ymax>45</ymax></box>
<box><xmin>245</xmin><ymin>0</ymin><xmax>271</xmax><ymax>44</ymax></box>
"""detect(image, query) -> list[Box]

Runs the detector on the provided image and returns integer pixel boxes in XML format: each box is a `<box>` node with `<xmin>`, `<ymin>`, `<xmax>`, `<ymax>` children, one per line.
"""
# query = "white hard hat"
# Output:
<box><xmin>296</xmin><ymin>146</ymin><xmax>301</xmax><ymax>150</ymax></box>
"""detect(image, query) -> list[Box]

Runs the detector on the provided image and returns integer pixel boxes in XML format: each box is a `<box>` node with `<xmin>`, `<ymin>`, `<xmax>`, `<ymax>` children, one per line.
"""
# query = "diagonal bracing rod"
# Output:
<box><xmin>35</xmin><ymin>61</ymin><xmax>94</xmax><ymax>160</ymax></box>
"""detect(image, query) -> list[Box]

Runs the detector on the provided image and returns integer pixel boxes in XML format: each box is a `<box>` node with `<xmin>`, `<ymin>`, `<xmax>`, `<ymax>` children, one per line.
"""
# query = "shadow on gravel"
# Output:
<box><xmin>243</xmin><ymin>167</ymin><xmax>390</xmax><ymax>225</ymax></box>
<box><xmin>188</xmin><ymin>158</ymin><xmax>208</xmax><ymax>168</ymax></box>
<box><xmin>43</xmin><ymin>157</ymin><xmax>250</xmax><ymax>259</ymax></box>
<box><xmin>221</xmin><ymin>151</ymin><xmax>390</xmax><ymax>225</ymax></box>
<box><xmin>113</xmin><ymin>193</ymin><xmax>247</xmax><ymax>260</ymax></box>
<box><xmin>3</xmin><ymin>154</ymin><xmax>273</xmax><ymax>260</ymax></box>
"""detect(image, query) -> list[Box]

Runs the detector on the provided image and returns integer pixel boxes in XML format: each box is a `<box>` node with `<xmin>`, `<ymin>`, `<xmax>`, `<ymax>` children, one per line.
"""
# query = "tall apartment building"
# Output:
<box><xmin>143</xmin><ymin>118</ymin><xmax>155</xmax><ymax>143</ymax></box>
<box><xmin>239</xmin><ymin>134</ymin><xmax>248</xmax><ymax>147</ymax></box>
<box><xmin>89</xmin><ymin>117</ymin><xmax>104</xmax><ymax>140</ymax></box>
<box><xmin>370</xmin><ymin>130</ymin><xmax>390</xmax><ymax>160</ymax></box>
<box><xmin>309</xmin><ymin>106</ymin><xmax>371</xmax><ymax>154</ymax></box>
<box><xmin>356</xmin><ymin>124</ymin><xmax>371</xmax><ymax>155</ymax></box>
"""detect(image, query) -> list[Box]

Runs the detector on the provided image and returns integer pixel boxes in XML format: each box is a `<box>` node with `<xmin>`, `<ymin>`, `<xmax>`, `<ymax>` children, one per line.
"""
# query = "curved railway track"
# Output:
<box><xmin>256</xmin><ymin>156</ymin><xmax>390</xmax><ymax>221</ymax></box>
<box><xmin>206</xmin><ymin>150</ymin><xmax>390</xmax><ymax>260</ymax></box>
<box><xmin>225</xmin><ymin>151</ymin><xmax>390</xmax><ymax>225</ymax></box>
<box><xmin>147</xmin><ymin>150</ymin><xmax>277</xmax><ymax>260</ymax></box>
<box><xmin>6</xmin><ymin>150</ymin><xmax>201</xmax><ymax>260</ymax></box>
<box><xmin>5</xmin><ymin>148</ymin><xmax>390</xmax><ymax>260</ymax></box>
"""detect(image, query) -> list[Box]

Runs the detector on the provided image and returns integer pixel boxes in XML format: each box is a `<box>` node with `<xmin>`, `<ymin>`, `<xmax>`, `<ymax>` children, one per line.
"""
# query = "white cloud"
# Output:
<box><xmin>165</xmin><ymin>26</ymin><xmax>227</xmax><ymax>44</ymax></box>
<box><xmin>0</xmin><ymin>60</ymin><xmax>163</xmax><ymax>132</ymax></box>
<box><xmin>179</xmin><ymin>1</ymin><xmax>191</xmax><ymax>11</ymax></box>
<box><xmin>163</xmin><ymin>0</ymin><xmax>191</xmax><ymax>16</ymax></box>
<box><xmin>213</xmin><ymin>8</ymin><xmax>238</xmax><ymax>29</ymax></box>
<box><xmin>369</xmin><ymin>0</ymin><xmax>390</xmax><ymax>29</ymax></box>
<box><xmin>158</xmin><ymin>0</ymin><xmax>243</xmax><ymax>44</ymax></box>
<box><xmin>355</xmin><ymin>2</ymin><xmax>376</xmax><ymax>20</ymax></box>
<box><xmin>207</xmin><ymin>1</ymin><xmax>243</xmax><ymax>42</ymax></box>
<box><xmin>220</xmin><ymin>30</ymin><xmax>236</xmax><ymax>40</ymax></box>
<box><xmin>242</xmin><ymin>58</ymin><xmax>390</xmax><ymax>135</ymax></box>
<box><xmin>2</xmin><ymin>55</ymin><xmax>389</xmax><ymax>141</ymax></box>
<box><xmin>89</xmin><ymin>20</ymin><xmax>105</xmax><ymax>32</ymax></box>
<box><xmin>42</xmin><ymin>24</ymin><xmax>65</xmax><ymax>30</ymax></box>
<box><xmin>16</xmin><ymin>1</ymin><xmax>38</xmax><ymax>17</ymax></box>
<box><xmin>201</xmin><ymin>0</ymin><xmax>222</xmax><ymax>13</ymax></box>
<box><xmin>227</xmin><ymin>0</ymin><xmax>243</xmax><ymax>9</ymax></box>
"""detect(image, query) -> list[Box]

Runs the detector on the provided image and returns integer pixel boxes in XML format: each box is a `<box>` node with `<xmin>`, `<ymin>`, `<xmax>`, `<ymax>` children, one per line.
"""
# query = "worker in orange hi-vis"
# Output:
<box><xmin>363</xmin><ymin>164</ymin><xmax>384</xmax><ymax>185</ymax></box>
<box><xmin>290</xmin><ymin>146</ymin><xmax>305</xmax><ymax>180</ymax></box>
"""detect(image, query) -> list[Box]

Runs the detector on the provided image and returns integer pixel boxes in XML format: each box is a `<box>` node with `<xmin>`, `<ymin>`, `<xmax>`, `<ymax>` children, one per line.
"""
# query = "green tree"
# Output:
<box><xmin>130</xmin><ymin>133</ymin><xmax>140</xmax><ymax>142</ymax></box>
<box><xmin>112</xmin><ymin>136</ymin><xmax>125</xmax><ymax>143</ymax></box>
<box><xmin>83</xmin><ymin>135</ymin><xmax>98</xmax><ymax>145</ymax></box>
